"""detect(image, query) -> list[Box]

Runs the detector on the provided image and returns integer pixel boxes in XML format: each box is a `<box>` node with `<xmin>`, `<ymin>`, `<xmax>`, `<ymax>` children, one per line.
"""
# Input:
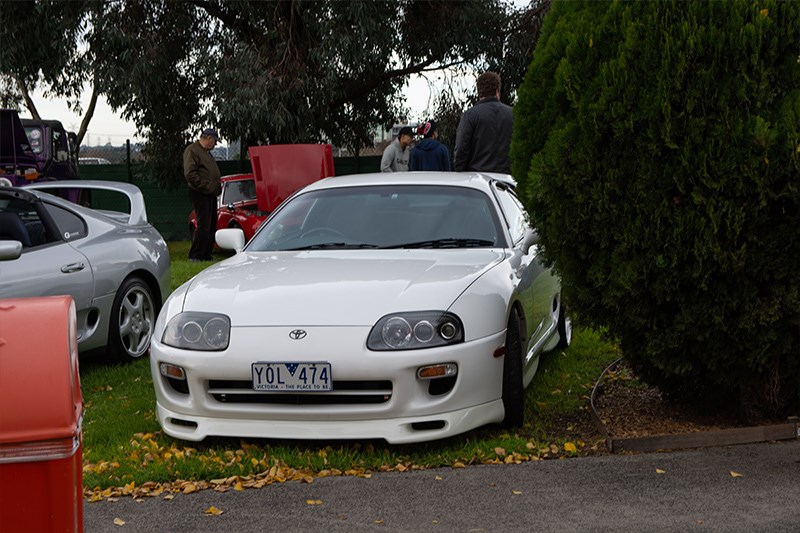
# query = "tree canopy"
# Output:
<box><xmin>513</xmin><ymin>0</ymin><xmax>800</xmax><ymax>417</ymax></box>
<box><xmin>1</xmin><ymin>0</ymin><xmax>550</xmax><ymax>185</ymax></box>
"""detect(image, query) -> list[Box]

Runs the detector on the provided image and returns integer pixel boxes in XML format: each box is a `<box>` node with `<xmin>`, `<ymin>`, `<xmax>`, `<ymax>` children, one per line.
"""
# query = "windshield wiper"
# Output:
<box><xmin>384</xmin><ymin>238</ymin><xmax>495</xmax><ymax>249</ymax></box>
<box><xmin>287</xmin><ymin>242</ymin><xmax>380</xmax><ymax>251</ymax></box>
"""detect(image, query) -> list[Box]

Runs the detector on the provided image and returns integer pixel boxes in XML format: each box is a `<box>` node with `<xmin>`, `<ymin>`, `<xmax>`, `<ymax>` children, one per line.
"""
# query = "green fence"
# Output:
<box><xmin>78</xmin><ymin>156</ymin><xmax>381</xmax><ymax>240</ymax></box>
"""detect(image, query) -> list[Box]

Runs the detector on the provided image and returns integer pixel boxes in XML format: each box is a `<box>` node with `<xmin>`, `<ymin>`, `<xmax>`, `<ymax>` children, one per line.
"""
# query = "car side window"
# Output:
<box><xmin>493</xmin><ymin>186</ymin><xmax>530</xmax><ymax>244</ymax></box>
<box><xmin>45</xmin><ymin>203</ymin><xmax>87</xmax><ymax>242</ymax></box>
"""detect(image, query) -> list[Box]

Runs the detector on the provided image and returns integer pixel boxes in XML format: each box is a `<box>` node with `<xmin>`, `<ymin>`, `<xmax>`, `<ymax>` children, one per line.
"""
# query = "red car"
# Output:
<box><xmin>189</xmin><ymin>144</ymin><xmax>336</xmax><ymax>243</ymax></box>
<box><xmin>189</xmin><ymin>173</ymin><xmax>267</xmax><ymax>242</ymax></box>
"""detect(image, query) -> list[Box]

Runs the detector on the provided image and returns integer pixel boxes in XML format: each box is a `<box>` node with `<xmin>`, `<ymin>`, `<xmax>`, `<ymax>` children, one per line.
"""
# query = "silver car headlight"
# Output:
<box><xmin>162</xmin><ymin>312</ymin><xmax>231</xmax><ymax>351</ymax></box>
<box><xmin>367</xmin><ymin>311</ymin><xmax>463</xmax><ymax>351</ymax></box>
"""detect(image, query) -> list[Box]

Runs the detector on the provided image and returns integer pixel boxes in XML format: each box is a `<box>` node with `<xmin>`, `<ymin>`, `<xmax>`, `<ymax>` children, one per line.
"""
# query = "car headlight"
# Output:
<box><xmin>162</xmin><ymin>312</ymin><xmax>231</xmax><ymax>351</ymax></box>
<box><xmin>367</xmin><ymin>311</ymin><xmax>463</xmax><ymax>351</ymax></box>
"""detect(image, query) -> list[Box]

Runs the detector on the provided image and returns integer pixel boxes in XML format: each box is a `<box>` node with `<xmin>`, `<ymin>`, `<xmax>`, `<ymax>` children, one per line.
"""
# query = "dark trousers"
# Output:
<box><xmin>189</xmin><ymin>189</ymin><xmax>217</xmax><ymax>260</ymax></box>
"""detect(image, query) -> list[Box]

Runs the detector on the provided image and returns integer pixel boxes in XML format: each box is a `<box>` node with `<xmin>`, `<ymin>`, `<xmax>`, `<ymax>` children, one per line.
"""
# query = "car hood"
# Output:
<box><xmin>182</xmin><ymin>249</ymin><xmax>505</xmax><ymax>326</ymax></box>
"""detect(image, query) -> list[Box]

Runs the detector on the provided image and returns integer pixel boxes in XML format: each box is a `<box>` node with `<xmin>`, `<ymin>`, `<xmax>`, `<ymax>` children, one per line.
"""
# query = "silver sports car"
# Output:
<box><xmin>151</xmin><ymin>172</ymin><xmax>570</xmax><ymax>443</ymax></box>
<box><xmin>0</xmin><ymin>181</ymin><xmax>170</xmax><ymax>362</ymax></box>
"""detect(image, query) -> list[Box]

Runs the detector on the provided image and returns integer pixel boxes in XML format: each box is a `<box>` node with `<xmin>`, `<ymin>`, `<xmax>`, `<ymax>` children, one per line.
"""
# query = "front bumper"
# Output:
<box><xmin>150</xmin><ymin>326</ymin><xmax>507</xmax><ymax>444</ymax></box>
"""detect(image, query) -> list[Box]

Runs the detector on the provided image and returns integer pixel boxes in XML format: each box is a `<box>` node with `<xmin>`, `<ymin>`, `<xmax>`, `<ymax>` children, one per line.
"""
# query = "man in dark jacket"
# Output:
<box><xmin>454</xmin><ymin>72</ymin><xmax>513</xmax><ymax>174</ymax></box>
<box><xmin>410</xmin><ymin>120</ymin><xmax>451</xmax><ymax>171</ymax></box>
<box><xmin>184</xmin><ymin>128</ymin><xmax>221</xmax><ymax>261</ymax></box>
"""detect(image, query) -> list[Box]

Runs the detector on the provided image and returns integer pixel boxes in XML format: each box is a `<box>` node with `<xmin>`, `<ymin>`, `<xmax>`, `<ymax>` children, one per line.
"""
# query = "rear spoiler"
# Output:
<box><xmin>25</xmin><ymin>180</ymin><xmax>149</xmax><ymax>226</ymax></box>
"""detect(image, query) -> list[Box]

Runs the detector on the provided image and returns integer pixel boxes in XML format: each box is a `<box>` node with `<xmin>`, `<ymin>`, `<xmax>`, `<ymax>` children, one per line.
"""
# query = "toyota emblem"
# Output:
<box><xmin>289</xmin><ymin>329</ymin><xmax>307</xmax><ymax>340</ymax></box>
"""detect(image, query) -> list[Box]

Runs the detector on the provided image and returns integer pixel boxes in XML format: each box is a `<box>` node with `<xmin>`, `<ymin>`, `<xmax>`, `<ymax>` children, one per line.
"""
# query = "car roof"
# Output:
<box><xmin>300</xmin><ymin>171</ymin><xmax>515</xmax><ymax>194</ymax></box>
<box><xmin>221</xmin><ymin>173</ymin><xmax>254</xmax><ymax>183</ymax></box>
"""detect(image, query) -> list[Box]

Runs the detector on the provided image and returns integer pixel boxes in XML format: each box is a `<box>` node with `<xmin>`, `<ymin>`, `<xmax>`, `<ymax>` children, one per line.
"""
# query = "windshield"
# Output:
<box><xmin>248</xmin><ymin>185</ymin><xmax>506</xmax><ymax>251</ymax></box>
<box><xmin>24</xmin><ymin>127</ymin><xmax>45</xmax><ymax>154</ymax></box>
<box><xmin>222</xmin><ymin>178</ymin><xmax>257</xmax><ymax>204</ymax></box>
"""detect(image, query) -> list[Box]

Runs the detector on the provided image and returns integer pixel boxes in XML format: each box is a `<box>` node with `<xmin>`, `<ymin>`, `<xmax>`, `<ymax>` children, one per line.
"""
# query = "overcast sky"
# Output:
<box><xmin>30</xmin><ymin>71</ymin><xmax>475</xmax><ymax>147</ymax></box>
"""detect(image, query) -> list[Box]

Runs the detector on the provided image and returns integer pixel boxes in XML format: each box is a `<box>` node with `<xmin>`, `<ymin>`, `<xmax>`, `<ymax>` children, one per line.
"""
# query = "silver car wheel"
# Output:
<box><xmin>112</xmin><ymin>278</ymin><xmax>155</xmax><ymax>361</ymax></box>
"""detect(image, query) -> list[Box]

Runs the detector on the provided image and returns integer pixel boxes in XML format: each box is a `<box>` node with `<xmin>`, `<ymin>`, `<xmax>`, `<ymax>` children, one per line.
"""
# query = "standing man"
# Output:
<box><xmin>410</xmin><ymin>120</ymin><xmax>451</xmax><ymax>171</ymax></box>
<box><xmin>184</xmin><ymin>128</ymin><xmax>221</xmax><ymax>262</ymax></box>
<box><xmin>454</xmin><ymin>71</ymin><xmax>513</xmax><ymax>174</ymax></box>
<box><xmin>380</xmin><ymin>126</ymin><xmax>414</xmax><ymax>172</ymax></box>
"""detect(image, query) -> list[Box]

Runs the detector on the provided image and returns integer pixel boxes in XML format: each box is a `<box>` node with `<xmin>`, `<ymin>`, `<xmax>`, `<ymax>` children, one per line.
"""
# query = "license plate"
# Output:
<box><xmin>251</xmin><ymin>362</ymin><xmax>332</xmax><ymax>392</ymax></box>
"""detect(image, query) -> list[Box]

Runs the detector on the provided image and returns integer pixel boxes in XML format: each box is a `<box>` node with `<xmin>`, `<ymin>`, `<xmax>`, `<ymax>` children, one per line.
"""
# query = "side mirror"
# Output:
<box><xmin>216</xmin><ymin>228</ymin><xmax>246</xmax><ymax>253</ymax></box>
<box><xmin>521</xmin><ymin>227</ymin><xmax>539</xmax><ymax>255</ymax></box>
<box><xmin>0</xmin><ymin>241</ymin><xmax>23</xmax><ymax>261</ymax></box>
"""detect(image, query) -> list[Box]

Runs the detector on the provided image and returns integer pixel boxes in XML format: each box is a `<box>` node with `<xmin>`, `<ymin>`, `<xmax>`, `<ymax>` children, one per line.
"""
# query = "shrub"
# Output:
<box><xmin>512</xmin><ymin>0</ymin><xmax>800</xmax><ymax>418</ymax></box>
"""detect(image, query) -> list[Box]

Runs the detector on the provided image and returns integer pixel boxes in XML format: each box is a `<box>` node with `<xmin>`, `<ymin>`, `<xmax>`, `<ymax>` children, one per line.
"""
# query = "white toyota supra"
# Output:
<box><xmin>150</xmin><ymin>172</ymin><xmax>571</xmax><ymax>444</ymax></box>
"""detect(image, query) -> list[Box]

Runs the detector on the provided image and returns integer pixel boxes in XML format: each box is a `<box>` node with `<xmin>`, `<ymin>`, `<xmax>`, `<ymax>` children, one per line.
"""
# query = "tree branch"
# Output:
<box><xmin>76</xmin><ymin>82</ymin><xmax>99</xmax><ymax>146</ymax></box>
<box><xmin>16</xmin><ymin>77</ymin><xmax>40</xmax><ymax>120</ymax></box>
<box><xmin>328</xmin><ymin>57</ymin><xmax>444</xmax><ymax>109</ymax></box>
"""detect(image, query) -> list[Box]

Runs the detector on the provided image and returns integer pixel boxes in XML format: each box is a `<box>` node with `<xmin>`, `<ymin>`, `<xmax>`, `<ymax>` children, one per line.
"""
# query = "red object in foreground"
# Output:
<box><xmin>0</xmin><ymin>296</ymin><xmax>83</xmax><ymax>533</ymax></box>
<box><xmin>249</xmin><ymin>144</ymin><xmax>335</xmax><ymax>212</ymax></box>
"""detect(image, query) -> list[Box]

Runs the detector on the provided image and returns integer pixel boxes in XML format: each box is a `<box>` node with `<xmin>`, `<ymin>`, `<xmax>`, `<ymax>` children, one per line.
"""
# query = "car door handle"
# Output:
<box><xmin>61</xmin><ymin>262</ymin><xmax>86</xmax><ymax>273</ymax></box>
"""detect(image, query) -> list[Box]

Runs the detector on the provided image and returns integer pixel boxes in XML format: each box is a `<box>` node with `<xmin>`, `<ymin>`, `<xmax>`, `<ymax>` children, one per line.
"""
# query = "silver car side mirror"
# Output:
<box><xmin>521</xmin><ymin>227</ymin><xmax>539</xmax><ymax>255</ymax></box>
<box><xmin>0</xmin><ymin>241</ymin><xmax>23</xmax><ymax>261</ymax></box>
<box><xmin>216</xmin><ymin>228</ymin><xmax>246</xmax><ymax>253</ymax></box>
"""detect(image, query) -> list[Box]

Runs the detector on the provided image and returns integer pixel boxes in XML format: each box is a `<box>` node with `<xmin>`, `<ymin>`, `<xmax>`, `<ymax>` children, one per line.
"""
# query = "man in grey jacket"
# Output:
<box><xmin>380</xmin><ymin>126</ymin><xmax>414</xmax><ymax>172</ymax></box>
<box><xmin>454</xmin><ymin>72</ymin><xmax>513</xmax><ymax>174</ymax></box>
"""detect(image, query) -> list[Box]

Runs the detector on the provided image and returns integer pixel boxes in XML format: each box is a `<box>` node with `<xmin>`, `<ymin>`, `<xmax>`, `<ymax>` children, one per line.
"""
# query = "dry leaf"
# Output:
<box><xmin>760</xmin><ymin>8</ymin><xmax>768</xmax><ymax>16</ymax></box>
<box><xmin>306</xmin><ymin>499</ymin><xmax>323</xmax><ymax>505</ymax></box>
<box><xmin>494</xmin><ymin>447</ymin><xmax>506</xmax><ymax>457</ymax></box>
<box><xmin>374</xmin><ymin>519</ymin><xmax>385</xmax><ymax>525</ymax></box>
<box><xmin>113</xmin><ymin>518</ymin><xmax>125</xmax><ymax>526</ymax></box>
<box><xmin>564</xmin><ymin>442</ymin><xmax>577</xmax><ymax>453</ymax></box>
<box><xmin>511</xmin><ymin>490</ymin><xmax>523</xmax><ymax>495</ymax></box>
<box><xmin>435</xmin><ymin>475</ymin><xmax>443</xmax><ymax>481</ymax></box>
<box><xmin>656</xmin><ymin>468</ymin><xmax>666</xmax><ymax>474</ymax></box>
<box><xmin>183</xmin><ymin>483</ymin><xmax>198</xmax><ymax>494</ymax></box>
<box><xmin>730</xmin><ymin>471</ymin><xmax>743</xmax><ymax>478</ymax></box>
<box><xmin>163</xmin><ymin>494</ymin><xmax>175</xmax><ymax>500</ymax></box>
<box><xmin>204</xmin><ymin>506</ymin><xmax>224</xmax><ymax>516</ymax></box>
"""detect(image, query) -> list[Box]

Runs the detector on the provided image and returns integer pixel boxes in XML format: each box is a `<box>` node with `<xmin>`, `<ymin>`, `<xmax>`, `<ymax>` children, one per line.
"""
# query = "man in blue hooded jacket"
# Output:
<box><xmin>410</xmin><ymin>120</ymin><xmax>451</xmax><ymax>171</ymax></box>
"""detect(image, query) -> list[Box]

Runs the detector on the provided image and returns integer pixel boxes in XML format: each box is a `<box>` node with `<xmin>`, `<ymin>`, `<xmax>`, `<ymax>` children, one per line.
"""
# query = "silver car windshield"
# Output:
<box><xmin>248</xmin><ymin>185</ymin><xmax>506</xmax><ymax>251</ymax></box>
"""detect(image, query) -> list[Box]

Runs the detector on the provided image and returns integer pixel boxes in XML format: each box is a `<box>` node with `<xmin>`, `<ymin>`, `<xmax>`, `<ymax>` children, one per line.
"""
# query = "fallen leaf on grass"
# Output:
<box><xmin>113</xmin><ymin>518</ymin><xmax>125</xmax><ymax>526</ymax></box>
<box><xmin>563</xmin><ymin>442</ymin><xmax>577</xmax><ymax>453</ymax></box>
<box><xmin>730</xmin><ymin>471</ymin><xmax>743</xmax><ymax>478</ymax></box>
<box><xmin>204</xmin><ymin>506</ymin><xmax>224</xmax><ymax>516</ymax></box>
<box><xmin>494</xmin><ymin>447</ymin><xmax>506</xmax><ymax>457</ymax></box>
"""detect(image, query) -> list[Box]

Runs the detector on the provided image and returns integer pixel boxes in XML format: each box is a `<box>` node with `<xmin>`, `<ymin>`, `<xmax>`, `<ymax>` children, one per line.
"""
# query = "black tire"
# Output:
<box><xmin>108</xmin><ymin>276</ymin><xmax>156</xmax><ymax>362</ymax></box>
<box><xmin>556</xmin><ymin>300</ymin><xmax>572</xmax><ymax>349</ymax></box>
<box><xmin>501</xmin><ymin>310</ymin><xmax>525</xmax><ymax>428</ymax></box>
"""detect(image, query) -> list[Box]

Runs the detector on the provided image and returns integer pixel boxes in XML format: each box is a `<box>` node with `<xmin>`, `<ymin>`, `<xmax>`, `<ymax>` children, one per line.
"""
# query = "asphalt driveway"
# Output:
<box><xmin>84</xmin><ymin>439</ymin><xmax>800</xmax><ymax>532</ymax></box>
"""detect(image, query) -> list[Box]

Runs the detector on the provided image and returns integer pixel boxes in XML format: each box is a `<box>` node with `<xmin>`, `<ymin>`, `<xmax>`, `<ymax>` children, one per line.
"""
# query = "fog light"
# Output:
<box><xmin>417</xmin><ymin>363</ymin><xmax>458</xmax><ymax>380</ymax></box>
<box><xmin>160</xmin><ymin>363</ymin><xmax>186</xmax><ymax>380</ymax></box>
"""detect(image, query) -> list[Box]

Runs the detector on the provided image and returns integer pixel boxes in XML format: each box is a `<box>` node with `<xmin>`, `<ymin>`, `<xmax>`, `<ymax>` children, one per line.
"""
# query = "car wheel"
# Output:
<box><xmin>501</xmin><ymin>310</ymin><xmax>525</xmax><ymax>428</ymax></box>
<box><xmin>556</xmin><ymin>300</ymin><xmax>572</xmax><ymax>349</ymax></box>
<box><xmin>108</xmin><ymin>276</ymin><xmax>155</xmax><ymax>362</ymax></box>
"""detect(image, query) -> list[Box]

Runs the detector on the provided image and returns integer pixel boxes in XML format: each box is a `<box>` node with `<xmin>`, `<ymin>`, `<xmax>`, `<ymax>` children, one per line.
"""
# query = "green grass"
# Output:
<box><xmin>80</xmin><ymin>242</ymin><xmax>619</xmax><ymax>490</ymax></box>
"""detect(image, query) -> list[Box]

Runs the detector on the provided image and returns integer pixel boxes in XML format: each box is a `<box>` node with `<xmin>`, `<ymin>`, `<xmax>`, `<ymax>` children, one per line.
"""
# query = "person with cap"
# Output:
<box><xmin>454</xmin><ymin>71</ymin><xmax>513</xmax><ymax>174</ymax></box>
<box><xmin>380</xmin><ymin>126</ymin><xmax>414</xmax><ymax>172</ymax></box>
<box><xmin>410</xmin><ymin>119</ymin><xmax>451</xmax><ymax>171</ymax></box>
<box><xmin>184</xmin><ymin>128</ymin><xmax>222</xmax><ymax>262</ymax></box>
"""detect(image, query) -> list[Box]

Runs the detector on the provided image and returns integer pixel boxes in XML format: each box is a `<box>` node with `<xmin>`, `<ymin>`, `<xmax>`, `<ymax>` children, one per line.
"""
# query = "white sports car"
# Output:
<box><xmin>151</xmin><ymin>172</ymin><xmax>570</xmax><ymax>444</ymax></box>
